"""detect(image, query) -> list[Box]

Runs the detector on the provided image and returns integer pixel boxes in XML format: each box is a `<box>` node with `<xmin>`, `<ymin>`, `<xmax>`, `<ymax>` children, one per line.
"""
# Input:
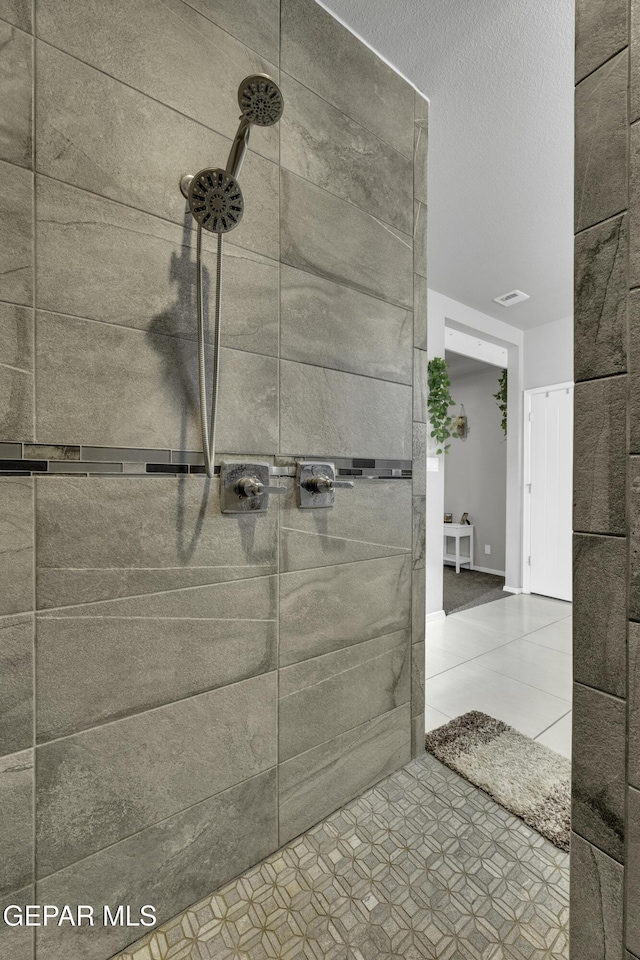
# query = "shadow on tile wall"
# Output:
<box><xmin>0</xmin><ymin>1</ymin><xmax>427</xmax><ymax>957</ymax></box>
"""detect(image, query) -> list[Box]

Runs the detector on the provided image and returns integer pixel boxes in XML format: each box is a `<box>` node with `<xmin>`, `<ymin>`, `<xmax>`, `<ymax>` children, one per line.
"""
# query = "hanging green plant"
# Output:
<box><xmin>427</xmin><ymin>357</ymin><xmax>456</xmax><ymax>454</ymax></box>
<box><xmin>494</xmin><ymin>369</ymin><xmax>508</xmax><ymax>435</ymax></box>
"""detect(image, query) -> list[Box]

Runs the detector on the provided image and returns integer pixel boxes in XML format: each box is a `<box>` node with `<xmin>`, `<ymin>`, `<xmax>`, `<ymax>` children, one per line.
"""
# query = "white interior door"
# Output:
<box><xmin>525</xmin><ymin>385</ymin><xmax>573</xmax><ymax>601</ymax></box>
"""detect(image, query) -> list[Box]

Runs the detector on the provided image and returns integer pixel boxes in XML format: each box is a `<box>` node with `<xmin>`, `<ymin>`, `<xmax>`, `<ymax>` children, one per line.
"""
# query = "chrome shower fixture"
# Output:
<box><xmin>227</xmin><ymin>74</ymin><xmax>284</xmax><ymax>180</ymax></box>
<box><xmin>182</xmin><ymin>168</ymin><xmax>245</xmax><ymax>235</ymax></box>
<box><xmin>179</xmin><ymin>74</ymin><xmax>284</xmax><ymax>482</ymax></box>
<box><xmin>180</xmin><ymin>74</ymin><xmax>284</xmax><ymax>234</ymax></box>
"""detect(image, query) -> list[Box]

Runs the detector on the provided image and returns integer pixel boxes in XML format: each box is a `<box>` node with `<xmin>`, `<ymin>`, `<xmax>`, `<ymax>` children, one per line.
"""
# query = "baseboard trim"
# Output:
<box><xmin>470</xmin><ymin>565</ymin><xmax>506</xmax><ymax>576</ymax></box>
<box><xmin>503</xmin><ymin>585</ymin><xmax>523</xmax><ymax>594</ymax></box>
<box><xmin>426</xmin><ymin>610</ymin><xmax>446</xmax><ymax>622</ymax></box>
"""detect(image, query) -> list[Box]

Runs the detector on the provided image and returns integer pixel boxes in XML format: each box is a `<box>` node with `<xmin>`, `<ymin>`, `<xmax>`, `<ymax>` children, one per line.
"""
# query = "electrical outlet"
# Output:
<box><xmin>484</xmin><ymin>545</ymin><xmax>491</xmax><ymax>555</ymax></box>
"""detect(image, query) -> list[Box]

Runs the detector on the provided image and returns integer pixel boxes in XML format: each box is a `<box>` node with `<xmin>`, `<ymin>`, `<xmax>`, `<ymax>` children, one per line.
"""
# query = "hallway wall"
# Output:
<box><xmin>445</xmin><ymin>366</ymin><xmax>507</xmax><ymax>575</ymax></box>
<box><xmin>572</xmin><ymin>1</ymin><xmax>633</xmax><ymax>955</ymax></box>
<box><xmin>0</xmin><ymin>2</ymin><xmax>427</xmax><ymax>958</ymax></box>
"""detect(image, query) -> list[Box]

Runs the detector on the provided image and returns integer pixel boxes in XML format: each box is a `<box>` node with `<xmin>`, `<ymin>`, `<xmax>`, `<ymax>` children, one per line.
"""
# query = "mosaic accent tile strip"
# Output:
<box><xmin>0</xmin><ymin>444</ymin><xmax>412</xmax><ymax>478</ymax></box>
<box><xmin>114</xmin><ymin>752</ymin><xmax>569</xmax><ymax>960</ymax></box>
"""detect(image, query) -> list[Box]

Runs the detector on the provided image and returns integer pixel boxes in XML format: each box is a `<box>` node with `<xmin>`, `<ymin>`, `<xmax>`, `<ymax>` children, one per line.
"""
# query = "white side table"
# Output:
<box><xmin>443</xmin><ymin>523</ymin><xmax>474</xmax><ymax>574</ymax></box>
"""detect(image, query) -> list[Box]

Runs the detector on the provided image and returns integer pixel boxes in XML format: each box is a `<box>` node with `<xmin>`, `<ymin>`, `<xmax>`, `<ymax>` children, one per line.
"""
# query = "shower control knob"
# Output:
<box><xmin>295</xmin><ymin>461</ymin><xmax>355</xmax><ymax>509</ymax></box>
<box><xmin>220</xmin><ymin>460</ymin><xmax>285</xmax><ymax>514</ymax></box>
<box><xmin>303</xmin><ymin>476</ymin><xmax>355</xmax><ymax>493</ymax></box>
<box><xmin>235</xmin><ymin>477</ymin><xmax>286</xmax><ymax>498</ymax></box>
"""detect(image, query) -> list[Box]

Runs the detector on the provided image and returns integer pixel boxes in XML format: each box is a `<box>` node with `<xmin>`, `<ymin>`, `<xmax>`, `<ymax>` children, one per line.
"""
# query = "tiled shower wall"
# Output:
<box><xmin>0</xmin><ymin>1</ymin><xmax>427</xmax><ymax>958</ymax></box>
<box><xmin>573</xmin><ymin>0</ymin><xmax>640</xmax><ymax>956</ymax></box>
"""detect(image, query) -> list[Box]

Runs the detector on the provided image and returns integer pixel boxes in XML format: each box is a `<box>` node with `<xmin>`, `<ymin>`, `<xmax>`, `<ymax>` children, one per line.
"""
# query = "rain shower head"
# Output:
<box><xmin>238</xmin><ymin>74</ymin><xmax>284</xmax><ymax>126</ymax></box>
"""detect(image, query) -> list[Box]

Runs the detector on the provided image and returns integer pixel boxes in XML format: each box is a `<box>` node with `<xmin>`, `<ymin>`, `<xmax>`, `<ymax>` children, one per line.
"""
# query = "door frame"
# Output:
<box><xmin>522</xmin><ymin>380</ymin><xmax>574</xmax><ymax>595</ymax></box>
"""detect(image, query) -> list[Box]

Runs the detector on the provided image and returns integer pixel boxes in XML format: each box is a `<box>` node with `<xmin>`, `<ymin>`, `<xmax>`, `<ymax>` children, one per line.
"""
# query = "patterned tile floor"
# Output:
<box><xmin>116</xmin><ymin>753</ymin><xmax>569</xmax><ymax>960</ymax></box>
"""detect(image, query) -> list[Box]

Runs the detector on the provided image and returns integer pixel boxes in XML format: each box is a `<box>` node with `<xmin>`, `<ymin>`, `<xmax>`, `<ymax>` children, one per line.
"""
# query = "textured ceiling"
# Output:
<box><xmin>321</xmin><ymin>0</ymin><xmax>574</xmax><ymax>329</ymax></box>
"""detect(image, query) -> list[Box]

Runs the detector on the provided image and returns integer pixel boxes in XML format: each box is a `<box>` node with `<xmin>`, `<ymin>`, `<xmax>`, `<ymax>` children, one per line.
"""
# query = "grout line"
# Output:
<box><xmin>533</xmin><ymin>708</ymin><xmax>572</xmax><ymax>741</ymax></box>
<box><xmin>30</xmin><ymin>0</ymin><xmax>37</xmax><ymax>927</ymax></box>
<box><xmin>576</xmin><ymin>44</ymin><xmax>630</xmax><ymax>87</ymax></box>
<box><xmin>575</xmin><ymin>207</ymin><xmax>629</xmax><ymax>238</ymax></box>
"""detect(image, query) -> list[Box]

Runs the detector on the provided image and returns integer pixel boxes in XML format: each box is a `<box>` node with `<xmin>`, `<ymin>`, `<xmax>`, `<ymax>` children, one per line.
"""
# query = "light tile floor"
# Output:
<box><xmin>115</xmin><ymin>753</ymin><xmax>569</xmax><ymax>960</ymax></box>
<box><xmin>426</xmin><ymin>594</ymin><xmax>572</xmax><ymax>758</ymax></box>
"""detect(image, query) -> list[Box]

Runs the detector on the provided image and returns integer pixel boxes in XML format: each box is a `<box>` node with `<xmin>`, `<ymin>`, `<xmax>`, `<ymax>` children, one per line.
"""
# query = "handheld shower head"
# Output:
<box><xmin>238</xmin><ymin>74</ymin><xmax>284</xmax><ymax>126</ymax></box>
<box><xmin>226</xmin><ymin>74</ymin><xmax>284</xmax><ymax>180</ymax></box>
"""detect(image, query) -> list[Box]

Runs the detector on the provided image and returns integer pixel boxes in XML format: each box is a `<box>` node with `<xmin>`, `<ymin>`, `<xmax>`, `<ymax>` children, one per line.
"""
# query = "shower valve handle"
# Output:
<box><xmin>303</xmin><ymin>476</ymin><xmax>355</xmax><ymax>493</ymax></box>
<box><xmin>235</xmin><ymin>477</ymin><xmax>286</xmax><ymax>498</ymax></box>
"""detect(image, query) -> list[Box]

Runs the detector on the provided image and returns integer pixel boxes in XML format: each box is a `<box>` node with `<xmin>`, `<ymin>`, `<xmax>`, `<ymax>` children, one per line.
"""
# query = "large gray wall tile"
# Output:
<box><xmin>576</xmin><ymin>0</ymin><xmax>628</xmax><ymax>84</ymax></box>
<box><xmin>36</xmin><ymin>177</ymin><xmax>279</xmax><ymax>351</ymax></box>
<box><xmin>35</xmin><ymin>475</ymin><xmax>277</xmax><ymax>607</ymax></box>
<box><xmin>573</xmin><ymin>535</ymin><xmax>627</xmax><ymax>698</ymax></box>
<box><xmin>0</xmin><ymin>20</ymin><xmax>31</xmax><ymax>168</ymax></box>
<box><xmin>182</xmin><ymin>0</ymin><xmax>279</xmax><ymax>63</ymax></box>
<box><xmin>0</xmin><ymin>477</ymin><xmax>33</xmax><ymax>616</ymax></box>
<box><xmin>0</xmin><ymin>614</ymin><xmax>32</xmax><ymax>756</ymax></box>
<box><xmin>0</xmin><ymin>301</ymin><xmax>33</xmax><ymax>440</ymax></box>
<box><xmin>573</xmin><ymin>377</ymin><xmax>627</xmax><ymax>534</ymax></box>
<box><xmin>412</xmin><ymin>569</ymin><xmax>426</xmax><ymax>645</ymax></box>
<box><xmin>575</xmin><ymin>51</ymin><xmax>628</xmax><ymax>233</ymax></box>
<box><xmin>569</xmin><ymin>832</ymin><xmax>624</xmax><ymax>959</ymax></box>
<box><xmin>0</xmin><ymin>158</ymin><xmax>32</xmax><ymax>305</ymax></box>
<box><xmin>414</xmin><ymin>200</ymin><xmax>427</xmax><ymax>279</ymax></box>
<box><xmin>0</xmin><ymin>748</ymin><xmax>32</xmax><ymax>895</ymax></box>
<box><xmin>280</xmin><ymin>554</ymin><xmax>411</xmax><ymax>666</ymax></box>
<box><xmin>280</xmin><ymin>359</ymin><xmax>411</xmax><ymax>459</ymax></box>
<box><xmin>36</xmin><ymin>0</ymin><xmax>279</xmax><ymax>163</ymax></box>
<box><xmin>36</xmin><ymin>672</ymin><xmax>277</xmax><ymax>877</ymax></box>
<box><xmin>36</xmin><ymin>312</ymin><xmax>278</xmax><ymax>452</ymax></box>
<box><xmin>35</xmin><ymin>769</ymin><xmax>278</xmax><ymax>960</ymax></box>
<box><xmin>36</xmin><ymin>615</ymin><xmax>276</xmax><ymax>742</ymax></box>
<box><xmin>280</xmin><ymin>73</ymin><xmax>412</xmax><ymax>234</ymax></box>
<box><xmin>279</xmin><ymin>630</ymin><xmax>410</xmax><ymax>760</ymax></box>
<box><xmin>629</xmin><ymin>623</ymin><xmax>640</xmax><ymax>787</ymax></box>
<box><xmin>633</xmin><ymin>0</ymin><xmax>640</xmax><ymax>123</ymax></box>
<box><xmin>280</xmin><ymin>264</ymin><xmax>412</xmax><ymax>384</ymax></box>
<box><xmin>40</xmin><ymin>576</ymin><xmax>276</xmax><ymax>622</ymax></box>
<box><xmin>626</xmin><ymin>786</ymin><xmax>640</xmax><ymax>953</ymax></box>
<box><xmin>414</xmin><ymin>349</ymin><xmax>428</xmax><ymax>423</ymax></box>
<box><xmin>0</xmin><ymin>0</ymin><xmax>30</xmax><ymax>31</ymax></box>
<box><xmin>280</xmin><ymin>168</ymin><xmax>413</xmax><ymax>309</ymax></box>
<box><xmin>36</xmin><ymin>43</ymin><xmax>278</xmax><ymax>260</ymax></box>
<box><xmin>574</xmin><ymin>214</ymin><xmax>627</xmax><ymax>381</ymax></box>
<box><xmin>630</xmin><ymin>292</ymin><xmax>640</xmax><ymax>453</ymax></box>
<box><xmin>413</xmin><ymin>421</ymin><xmax>427</xmax><ymax>496</ymax></box>
<box><xmin>279</xmin><ymin>704</ymin><xmax>411</xmax><ymax>843</ymax></box>
<box><xmin>414</xmin><ymin>111</ymin><xmax>428</xmax><ymax>206</ymax></box>
<box><xmin>629</xmin><ymin>458</ymin><xmax>640</xmax><ymax>618</ymax></box>
<box><xmin>412</xmin><ymin>640</ymin><xmax>425</xmax><ymax>718</ymax></box>
<box><xmin>414</xmin><ymin>273</ymin><xmax>428</xmax><ymax>350</ymax></box>
<box><xmin>413</xmin><ymin>496</ymin><xmax>426</xmax><ymax>570</ymax></box>
<box><xmin>629</xmin><ymin>124</ymin><xmax>640</xmax><ymax>288</ymax></box>
<box><xmin>572</xmin><ymin>682</ymin><xmax>626</xmax><ymax>861</ymax></box>
<box><xmin>280</xmin><ymin>477</ymin><xmax>411</xmax><ymax>573</ymax></box>
<box><xmin>281</xmin><ymin>0</ymin><xmax>414</xmax><ymax>159</ymax></box>
<box><xmin>0</xmin><ymin>885</ymin><xmax>34</xmax><ymax>960</ymax></box>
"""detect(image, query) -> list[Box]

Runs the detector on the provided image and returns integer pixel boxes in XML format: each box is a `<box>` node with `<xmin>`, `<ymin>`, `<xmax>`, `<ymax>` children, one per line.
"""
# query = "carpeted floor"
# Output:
<box><xmin>443</xmin><ymin>564</ymin><xmax>505</xmax><ymax>614</ymax></box>
<box><xmin>425</xmin><ymin>711</ymin><xmax>571</xmax><ymax>851</ymax></box>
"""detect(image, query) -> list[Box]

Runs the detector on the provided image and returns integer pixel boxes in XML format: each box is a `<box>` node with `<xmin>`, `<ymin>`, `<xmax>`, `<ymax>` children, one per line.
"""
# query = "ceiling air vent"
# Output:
<box><xmin>494</xmin><ymin>289</ymin><xmax>530</xmax><ymax>307</ymax></box>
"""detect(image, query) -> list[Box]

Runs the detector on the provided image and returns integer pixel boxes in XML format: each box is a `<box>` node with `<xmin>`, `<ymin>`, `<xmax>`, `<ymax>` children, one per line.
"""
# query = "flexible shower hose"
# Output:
<box><xmin>196</xmin><ymin>225</ymin><xmax>223</xmax><ymax>479</ymax></box>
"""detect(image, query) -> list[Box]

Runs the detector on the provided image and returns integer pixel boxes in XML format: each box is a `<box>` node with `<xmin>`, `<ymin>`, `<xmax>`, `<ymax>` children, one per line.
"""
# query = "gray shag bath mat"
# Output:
<box><xmin>425</xmin><ymin>711</ymin><xmax>570</xmax><ymax>851</ymax></box>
